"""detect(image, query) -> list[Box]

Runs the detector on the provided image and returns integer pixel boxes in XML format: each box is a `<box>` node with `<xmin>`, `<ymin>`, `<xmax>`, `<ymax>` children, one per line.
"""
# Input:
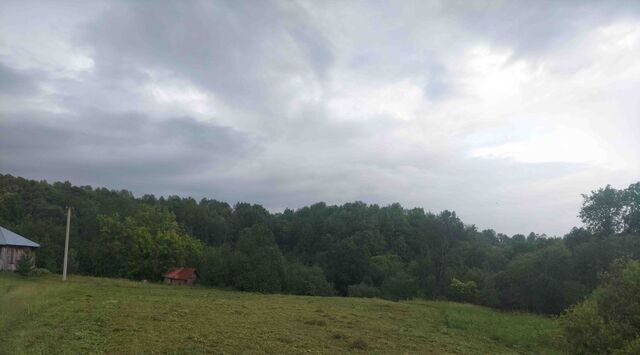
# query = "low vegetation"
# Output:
<box><xmin>560</xmin><ymin>258</ymin><xmax>640</xmax><ymax>354</ymax></box>
<box><xmin>0</xmin><ymin>273</ymin><xmax>562</xmax><ymax>354</ymax></box>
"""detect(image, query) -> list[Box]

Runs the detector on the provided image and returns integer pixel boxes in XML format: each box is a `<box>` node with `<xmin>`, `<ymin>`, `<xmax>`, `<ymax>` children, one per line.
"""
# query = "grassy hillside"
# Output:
<box><xmin>0</xmin><ymin>273</ymin><xmax>563</xmax><ymax>354</ymax></box>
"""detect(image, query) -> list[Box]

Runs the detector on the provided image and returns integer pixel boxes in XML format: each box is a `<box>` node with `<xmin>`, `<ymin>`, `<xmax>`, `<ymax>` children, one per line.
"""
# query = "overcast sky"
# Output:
<box><xmin>1</xmin><ymin>0</ymin><xmax>639</xmax><ymax>236</ymax></box>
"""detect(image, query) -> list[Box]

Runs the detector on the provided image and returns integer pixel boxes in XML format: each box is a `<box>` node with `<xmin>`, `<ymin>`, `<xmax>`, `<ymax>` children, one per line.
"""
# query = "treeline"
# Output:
<box><xmin>0</xmin><ymin>174</ymin><xmax>638</xmax><ymax>315</ymax></box>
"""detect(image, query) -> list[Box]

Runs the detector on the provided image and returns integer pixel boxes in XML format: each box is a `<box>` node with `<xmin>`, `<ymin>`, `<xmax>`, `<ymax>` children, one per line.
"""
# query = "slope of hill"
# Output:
<box><xmin>0</xmin><ymin>273</ymin><xmax>562</xmax><ymax>354</ymax></box>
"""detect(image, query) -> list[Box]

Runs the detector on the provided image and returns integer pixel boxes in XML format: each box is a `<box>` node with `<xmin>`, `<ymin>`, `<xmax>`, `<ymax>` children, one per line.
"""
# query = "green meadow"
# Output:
<box><xmin>0</xmin><ymin>273</ymin><xmax>563</xmax><ymax>354</ymax></box>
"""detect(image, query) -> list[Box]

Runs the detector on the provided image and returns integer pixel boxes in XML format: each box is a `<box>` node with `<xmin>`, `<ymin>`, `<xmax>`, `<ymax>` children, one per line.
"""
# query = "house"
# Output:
<box><xmin>163</xmin><ymin>267</ymin><xmax>197</xmax><ymax>285</ymax></box>
<box><xmin>0</xmin><ymin>226</ymin><xmax>40</xmax><ymax>271</ymax></box>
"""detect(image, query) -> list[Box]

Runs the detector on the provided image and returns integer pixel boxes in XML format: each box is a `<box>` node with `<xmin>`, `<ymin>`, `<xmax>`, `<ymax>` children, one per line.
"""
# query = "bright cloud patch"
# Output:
<box><xmin>471</xmin><ymin>128</ymin><xmax>607</xmax><ymax>165</ymax></box>
<box><xmin>328</xmin><ymin>79</ymin><xmax>425</xmax><ymax>121</ymax></box>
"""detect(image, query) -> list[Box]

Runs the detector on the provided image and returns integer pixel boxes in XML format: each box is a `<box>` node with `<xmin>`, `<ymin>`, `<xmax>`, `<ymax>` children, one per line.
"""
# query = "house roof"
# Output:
<box><xmin>164</xmin><ymin>267</ymin><xmax>197</xmax><ymax>280</ymax></box>
<box><xmin>0</xmin><ymin>226</ymin><xmax>40</xmax><ymax>248</ymax></box>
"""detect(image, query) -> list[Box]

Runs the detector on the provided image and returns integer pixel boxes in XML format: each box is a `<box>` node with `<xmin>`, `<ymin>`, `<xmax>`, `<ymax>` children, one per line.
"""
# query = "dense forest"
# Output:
<box><xmin>1</xmin><ymin>173</ymin><xmax>638</xmax><ymax>315</ymax></box>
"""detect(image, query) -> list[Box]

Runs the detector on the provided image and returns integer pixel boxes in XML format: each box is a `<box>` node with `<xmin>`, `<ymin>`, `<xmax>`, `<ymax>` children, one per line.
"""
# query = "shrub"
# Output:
<box><xmin>381</xmin><ymin>272</ymin><xmax>418</xmax><ymax>301</ymax></box>
<box><xmin>285</xmin><ymin>262</ymin><xmax>334</xmax><ymax>296</ymax></box>
<box><xmin>561</xmin><ymin>258</ymin><xmax>640</xmax><ymax>354</ymax></box>
<box><xmin>32</xmin><ymin>268</ymin><xmax>52</xmax><ymax>276</ymax></box>
<box><xmin>613</xmin><ymin>337</ymin><xmax>640</xmax><ymax>355</ymax></box>
<box><xmin>347</xmin><ymin>282</ymin><xmax>381</xmax><ymax>298</ymax></box>
<box><xmin>16</xmin><ymin>253</ymin><xmax>35</xmax><ymax>276</ymax></box>
<box><xmin>477</xmin><ymin>277</ymin><xmax>500</xmax><ymax>307</ymax></box>
<box><xmin>448</xmin><ymin>278</ymin><xmax>478</xmax><ymax>303</ymax></box>
<box><xmin>560</xmin><ymin>298</ymin><xmax>621</xmax><ymax>354</ymax></box>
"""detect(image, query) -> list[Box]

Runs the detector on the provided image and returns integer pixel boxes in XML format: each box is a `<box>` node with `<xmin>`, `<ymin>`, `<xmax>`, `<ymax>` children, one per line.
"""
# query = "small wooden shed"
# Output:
<box><xmin>163</xmin><ymin>267</ymin><xmax>197</xmax><ymax>285</ymax></box>
<box><xmin>0</xmin><ymin>226</ymin><xmax>40</xmax><ymax>271</ymax></box>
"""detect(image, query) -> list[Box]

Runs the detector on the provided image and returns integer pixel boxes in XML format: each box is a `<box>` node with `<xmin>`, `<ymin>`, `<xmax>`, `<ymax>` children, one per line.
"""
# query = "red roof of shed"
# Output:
<box><xmin>164</xmin><ymin>267</ymin><xmax>197</xmax><ymax>280</ymax></box>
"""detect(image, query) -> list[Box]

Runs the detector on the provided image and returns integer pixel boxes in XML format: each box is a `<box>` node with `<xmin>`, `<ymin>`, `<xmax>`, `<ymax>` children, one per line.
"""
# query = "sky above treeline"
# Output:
<box><xmin>1</xmin><ymin>0</ymin><xmax>639</xmax><ymax>236</ymax></box>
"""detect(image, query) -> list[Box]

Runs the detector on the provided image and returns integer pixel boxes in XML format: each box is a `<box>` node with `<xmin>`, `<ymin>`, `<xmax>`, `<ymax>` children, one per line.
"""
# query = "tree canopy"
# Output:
<box><xmin>1</xmin><ymin>173</ymin><xmax>639</xmax><ymax>316</ymax></box>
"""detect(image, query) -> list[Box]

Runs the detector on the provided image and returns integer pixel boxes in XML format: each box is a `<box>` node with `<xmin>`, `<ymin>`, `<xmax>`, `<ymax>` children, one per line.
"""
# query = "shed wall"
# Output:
<box><xmin>0</xmin><ymin>246</ymin><xmax>32</xmax><ymax>271</ymax></box>
<box><xmin>164</xmin><ymin>276</ymin><xmax>196</xmax><ymax>285</ymax></box>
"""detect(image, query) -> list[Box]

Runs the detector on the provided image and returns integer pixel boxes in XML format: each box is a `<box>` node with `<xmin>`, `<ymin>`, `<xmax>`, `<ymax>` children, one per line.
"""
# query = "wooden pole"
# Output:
<box><xmin>62</xmin><ymin>207</ymin><xmax>71</xmax><ymax>281</ymax></box>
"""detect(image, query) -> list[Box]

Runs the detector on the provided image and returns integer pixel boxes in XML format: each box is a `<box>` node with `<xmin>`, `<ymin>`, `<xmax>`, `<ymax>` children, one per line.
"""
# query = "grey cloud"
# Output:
<box><xmin>1</xmin><ymin>0</ymin><xmax>639</xmax><ymax>237</ymax></box>
<box><xmin>287</xmin><ymin>23</ymin><xmax>334</xmax><ymax>79</ymax></box>
<box><xmin>424</xmin><ymin>62</ymin><xmax>450</xmax><ymax>100</ymax></box>
<box><xmin>170</xmin><ymin>149</ymin><xmax>586</xmax><ymax>236</ymax></box>
<box><xmin>0</xmin><ymin>110</ymin><xmax>257</xmax><ymax>194</ymax></box>
<box><xmin>0</xmin><ymin>62</ymin><xmax>37</xmax><ymax>95</ymax></box>
<box><xmin>455</xmin><ymin>0</ymin><xmax>640</xmax><ymax>58</ymax></box>
<box><xmin>79</xmin><ymin>0</ymin><xmax>332</xmax><ymax>115</ymax></box>
<box><xmin>317</xmin><ymin>0</ymin><xmax>640</xmax><ymax>99</ymax></box>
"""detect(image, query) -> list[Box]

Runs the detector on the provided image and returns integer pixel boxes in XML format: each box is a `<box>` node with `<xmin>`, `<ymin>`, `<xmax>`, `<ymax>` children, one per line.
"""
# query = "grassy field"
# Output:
<box><xmin>0</xmin><ymin>273</ymin><xmax>563</xmax><ymax>354</ymax></box>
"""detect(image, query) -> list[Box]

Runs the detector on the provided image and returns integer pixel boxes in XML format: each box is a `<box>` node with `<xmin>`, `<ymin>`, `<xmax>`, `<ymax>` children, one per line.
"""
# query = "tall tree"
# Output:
<box><xmin>579</xmin><ymin>185</ymin><xmax>625</xmax><ymax>235</ymax></box>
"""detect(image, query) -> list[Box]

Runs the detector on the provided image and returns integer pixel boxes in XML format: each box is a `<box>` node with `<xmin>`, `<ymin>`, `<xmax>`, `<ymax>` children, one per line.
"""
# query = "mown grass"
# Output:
<box><xmin>0</xmin><ymin>272</ymin><xmax>564</xmax><ymax>354</ymax></box>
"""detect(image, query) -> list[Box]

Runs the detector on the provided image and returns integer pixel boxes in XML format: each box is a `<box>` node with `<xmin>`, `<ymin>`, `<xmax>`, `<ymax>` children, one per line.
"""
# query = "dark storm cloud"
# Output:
<box><xmin>80</xmin><ymin>0</ymin><xmax>333</xmax><ymax>114</ymax></box>
<box><xmin>0</xmin><ymin>110</ymin><xmax>257</xmax><ymax>194</ymax></box>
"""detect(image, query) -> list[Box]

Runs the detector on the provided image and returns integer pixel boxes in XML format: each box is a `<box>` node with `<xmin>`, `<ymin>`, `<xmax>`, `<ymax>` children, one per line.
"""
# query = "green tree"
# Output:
<box><xmin>95</xmin><ymin>205</ymin><xmax>203</xmax><ymax>280</ymax></box>
<box><xmin>231</xmin><ymin>203</ymin><xmax>270</xmax><ymax>237</ymax></box>
<box><xmin>495</xmin><ymin>243</ymin><xmax>578</xmax><ymax>314</ymax></box>
<box><xmin>623</xmin><ymin>182</ymin><xmax>640</xmax><ymax>234</ymax></box>
<box><xmin>369</xmin><ymin>254</ymin><xmax>404</xmax><ymax>286</ymax></box>
<box><xmin>324</xmin><ymin>238</ymin><xmax>370</xmax><ymax>295</ymax></box>
<box><xmin>580</xmin><ymin>185</ymin><xmax>625</xmax><ymax>235</ymax></box>
<box><xmin>232</xmin><ymin>224</ymin><xmax>285</xmax><ymax>293</ymax></box>
<box><xmin>197</xmin><ymin>245</ymin><xmax>234</xmax><ymax>287</ymax></box>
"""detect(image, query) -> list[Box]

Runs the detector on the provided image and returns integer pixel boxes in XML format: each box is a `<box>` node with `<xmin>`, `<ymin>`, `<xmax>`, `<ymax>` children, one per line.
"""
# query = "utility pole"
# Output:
<box><xmin>63</xmin><ymin>206</ymin><xmax>71</xmax><ymax>281</ymax></box>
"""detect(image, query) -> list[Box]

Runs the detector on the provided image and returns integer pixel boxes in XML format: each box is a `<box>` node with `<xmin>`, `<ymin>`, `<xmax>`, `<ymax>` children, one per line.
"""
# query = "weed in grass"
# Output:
<box><xmin>303</xmin><ymin>319</ymin><xmax>327</xmax><ymax>326</ymax></box>
<box><xmin>350</xmin><ymin>338</ymin><xmax>369</xmax><ymax>350</ymax></box>
<box><xmin>276</xmin><ymin>336</ymin><xmax>294</xmax><ymax>344</ymax></box>
<box><xmin>331</xmin><ymin>332</ymin><xmax>348</xmax><ymax>340</ymax></box>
